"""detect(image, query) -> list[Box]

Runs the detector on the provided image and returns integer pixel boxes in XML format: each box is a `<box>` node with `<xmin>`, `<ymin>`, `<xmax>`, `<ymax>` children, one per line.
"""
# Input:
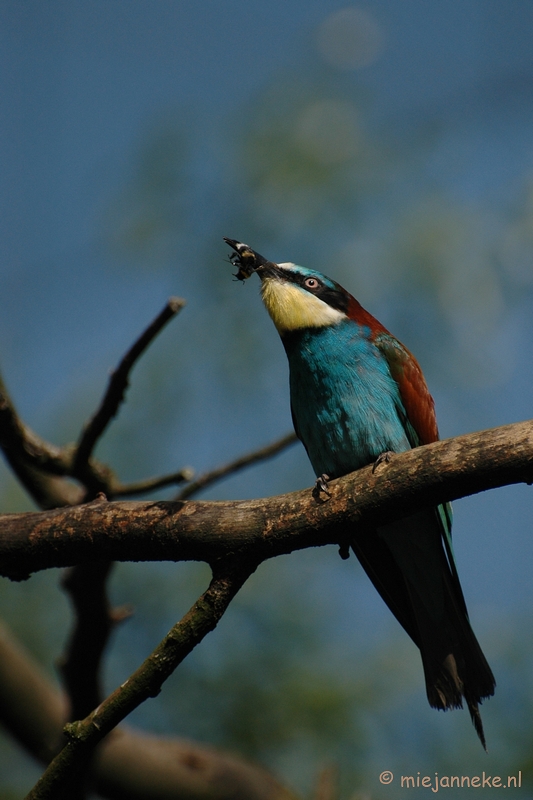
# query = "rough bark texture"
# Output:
<box><xmin>1</xmin><ymin>420</ymin><xmax>532</xmax><ymax>581</ymax></box>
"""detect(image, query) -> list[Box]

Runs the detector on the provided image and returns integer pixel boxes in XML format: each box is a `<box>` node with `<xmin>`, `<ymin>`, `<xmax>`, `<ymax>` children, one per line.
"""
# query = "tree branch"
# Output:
<box><xmin>0</xmin><ymin>372</ymin><xmax>107</xmax><ymax>508</ymax></box>
<box><xmin>0</xmin><ymin>375</ymin><xmax>84</xmax><ymax>508</ymax></box>
<box><xmin>59</xmin><ymin>561</ymin><xmax>132</xmax><ymax>721</ymax></box>
<box><xmin>111</xmin><ymin>430</ymin><xmax>296</xmax><ymax>500</ymax></box>
<box><xmin>0</xmin><ymin>376</ymin><xmax>70</xmax><ymax>476</ymax></box>
<box><xmin>1</xmin><ymin>420</ymin><xmax>532</xmax><ymax>581</ymax></box>
<box><xmin>113</xmin><ymin>466</ymin><xmax>194</xmax><ymax>497</ymax></box>
<box><xmin>73</xmin><ymin>297</ymin><xmax>185</xmax><ymax>477</ymax></box>
<box><xmin>25</xmin><ymin>560</ymin><xmax>257</xmax><ymax>799</ymax></box>
<box><xmin>0</xmin><ymin>620</ymin><xmax>67</xmax><ymax>763</ymax></box>
<box><xmin>0</xmin><ymin>619</ymin><xmax>295</xmax><ymax>800</ymax></box>
<box><xmin>176</xmin><ymin>431</ymin><xmax>298</xmax><ymax>500</ymax></box>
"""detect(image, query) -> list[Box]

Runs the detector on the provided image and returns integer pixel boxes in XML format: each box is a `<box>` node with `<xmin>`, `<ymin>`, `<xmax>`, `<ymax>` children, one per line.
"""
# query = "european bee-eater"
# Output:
<box><xmin>225</xmin><ymin>237</ymin><xmax>495</xmax><ymax>748</ymax></box>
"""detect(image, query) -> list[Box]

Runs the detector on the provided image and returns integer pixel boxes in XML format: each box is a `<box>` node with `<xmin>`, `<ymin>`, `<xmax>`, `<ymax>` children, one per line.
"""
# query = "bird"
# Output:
<box><xmin>224</xmin><ymin>237</ymin><xmax>495</xmax><ymax>748</ymax></box>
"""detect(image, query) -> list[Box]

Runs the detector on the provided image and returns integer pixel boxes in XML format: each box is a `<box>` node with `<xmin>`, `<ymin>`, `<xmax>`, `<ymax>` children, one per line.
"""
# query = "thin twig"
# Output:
<box><xmin>74</xmin><ymin>297</ymin><xmax>185</xmax><ymax>472</ymax></box>
<box><xmin>25</xmin><ymin>560</ymin><xmax>256</xmax><ymax>800</ymax></box>
<box><xmin>112</xmin><ymin>466</ymin><xmax>194</xmax><ymax>498</ymax></box>
<box><xmin>176</xmin><ymin>431</ymin><xmax>298</xmax><ymax>500</ymax></box>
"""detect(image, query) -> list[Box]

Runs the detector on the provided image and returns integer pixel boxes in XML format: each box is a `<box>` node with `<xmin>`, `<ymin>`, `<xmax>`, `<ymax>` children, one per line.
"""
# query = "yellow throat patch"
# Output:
<box><xmin>260</xmin><ymin>270</ymin><xmax>346</xmax><ymax>333</ymax></box>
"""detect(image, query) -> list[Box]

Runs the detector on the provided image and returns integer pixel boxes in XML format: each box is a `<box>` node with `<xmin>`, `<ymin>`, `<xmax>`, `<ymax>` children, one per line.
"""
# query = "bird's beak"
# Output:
<box><xmin>224</xmin><ymin>238</ymin><xmax>281</xmax><ymax>282</ymax></box>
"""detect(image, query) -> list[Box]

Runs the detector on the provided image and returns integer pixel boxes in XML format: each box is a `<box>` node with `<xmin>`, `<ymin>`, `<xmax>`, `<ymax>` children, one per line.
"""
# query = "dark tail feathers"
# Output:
<box><xmin>425</xmin><ymin>650</ymin><xmax>494</xmax><ymax>750</ymax></box>
<box><xmin>350</xmin><ymin>509</ymin><xmax>495</xmax><ymax>748</ymax></box>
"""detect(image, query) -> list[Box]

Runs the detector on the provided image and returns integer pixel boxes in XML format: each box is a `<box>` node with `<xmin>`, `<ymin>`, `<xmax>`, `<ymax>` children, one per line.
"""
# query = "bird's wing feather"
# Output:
<box><xmin>374</xmin><ymin>332</ymin><xmax>473</xmax><ymax>625</ymax></box>
<box><xmin>374</xmin><ymin>333</ymin><xmax>439</xmax><ymax>446</ymax></box>
<box><xmin>373</xmin><ymin>330</ymin><xmax>471</xmax><ymax>604</ymax></box>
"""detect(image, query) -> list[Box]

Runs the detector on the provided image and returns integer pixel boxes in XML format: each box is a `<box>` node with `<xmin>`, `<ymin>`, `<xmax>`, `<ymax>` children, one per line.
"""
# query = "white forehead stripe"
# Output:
<box><xmin>260</xmin><ymin>277</ymin><xmax>346</xmax><ymax>332</ymax></box>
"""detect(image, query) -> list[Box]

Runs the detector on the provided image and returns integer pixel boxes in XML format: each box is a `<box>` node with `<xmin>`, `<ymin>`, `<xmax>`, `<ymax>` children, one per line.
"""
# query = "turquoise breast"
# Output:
<box><xmin>283</xmin><ymin>320</ymin><xmax>412</xmax><ymax>478</ymax></box>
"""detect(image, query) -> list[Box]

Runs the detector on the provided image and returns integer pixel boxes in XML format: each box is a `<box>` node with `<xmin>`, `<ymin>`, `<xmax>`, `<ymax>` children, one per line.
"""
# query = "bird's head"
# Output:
<box><xmin>224</xmin><ymin>238</ymin><xmax>351</xmax><ymax>335</ymax></box>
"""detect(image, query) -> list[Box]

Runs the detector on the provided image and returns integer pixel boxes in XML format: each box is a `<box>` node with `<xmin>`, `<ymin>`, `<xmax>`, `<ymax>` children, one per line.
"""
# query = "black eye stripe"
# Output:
<box><xmin>282</xmin><ymin>270</ymin><xmax>349</xmax><ymax>314</ymax></box>
<box><xmin>305</xmin><ymin>280</ymin><xmax>348</xmax><ymax>313</ymax></box>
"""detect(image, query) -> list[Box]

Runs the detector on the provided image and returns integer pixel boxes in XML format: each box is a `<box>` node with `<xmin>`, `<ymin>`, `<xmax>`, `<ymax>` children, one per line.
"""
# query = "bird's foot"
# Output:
<box><xmin>372</xmin><ymin>451</ymin><xmax>394</xmax><ymax>473</ymax></box>
<box><xmin>312</xmin><ymin>473</ymin><xmax>331</xmax><ymax>502</ymax></box>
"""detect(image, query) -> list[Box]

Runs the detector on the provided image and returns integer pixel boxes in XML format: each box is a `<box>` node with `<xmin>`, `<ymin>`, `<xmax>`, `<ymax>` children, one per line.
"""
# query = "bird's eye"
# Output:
<box><xmin>304</xmin><ymin>278</ymin><xmax>319</xmax><ymax>290</ymax></box>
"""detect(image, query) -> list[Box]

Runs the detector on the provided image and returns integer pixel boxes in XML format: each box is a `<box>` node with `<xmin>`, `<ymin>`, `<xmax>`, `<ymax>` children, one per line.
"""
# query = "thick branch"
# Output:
<box><xmin>73</xmin><ymin>297</ymin><xmax>185</xmax><ymax>475</ymax></box>
<box><xmin>26</xmin><ymin>561</ymin><xmax>256</xmax><ymax>799</ymax></box>
<box><xmin>1</xmin><ymin>420</ymin><xmax>532</xmax><ymax>580</ymax></box>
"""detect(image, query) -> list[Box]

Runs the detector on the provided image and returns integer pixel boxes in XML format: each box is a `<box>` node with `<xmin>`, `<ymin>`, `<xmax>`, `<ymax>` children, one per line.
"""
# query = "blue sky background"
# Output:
<box><xmin>2</xmin><ymin>2</ymin><xmax>533</xmax><ymax>796</ymax></box>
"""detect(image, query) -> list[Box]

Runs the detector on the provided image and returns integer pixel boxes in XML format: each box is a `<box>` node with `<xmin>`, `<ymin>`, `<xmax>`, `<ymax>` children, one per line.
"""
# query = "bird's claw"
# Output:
<box><xmin>372</xmin><ymin>451</ymin><xmax>394</xmax><ymax>473</ymax></box>
<box><xmin>312</xmin><ymin>473</ymin><xmax>331</xmax><ymax>501</ymax></box>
